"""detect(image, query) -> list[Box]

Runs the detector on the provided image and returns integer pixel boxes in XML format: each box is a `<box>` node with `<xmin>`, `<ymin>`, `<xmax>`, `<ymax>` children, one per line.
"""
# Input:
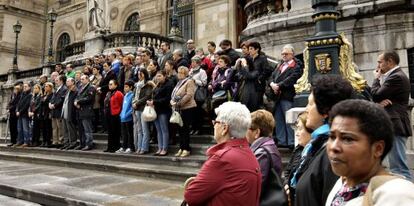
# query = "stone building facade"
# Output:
<box><xmin>0</xmin><ymin>0</ymin><xmax>413</xmax><ymax>150</ymax></box>
<box><xmin>0</xmin><ymin>0</ymin><xmax>241</xmax><ymax>75</ymax></box>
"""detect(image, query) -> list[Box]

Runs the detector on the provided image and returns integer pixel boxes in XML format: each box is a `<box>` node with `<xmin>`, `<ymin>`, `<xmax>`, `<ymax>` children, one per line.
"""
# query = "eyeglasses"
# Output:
<box><xmin>281</xmin><ymin>53</ymin><xmax>292</xmax><ymax>56</ymax></box>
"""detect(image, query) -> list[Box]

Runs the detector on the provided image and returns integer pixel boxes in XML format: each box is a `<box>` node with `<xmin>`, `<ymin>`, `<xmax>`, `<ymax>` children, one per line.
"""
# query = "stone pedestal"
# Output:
<box><xmin>42</xmin><ymin>65</ymin><xmax>52</xmax><ymax>76</ymax></box>
<box><xmin>6</xmin><ymin>69</ymin><xmax>17</xmax><ymax>85</ymax></box>
<box><xmin>168</xmin><ymin>35</ymin><xmax>185</xmax><ymax>51</ymax></box>
<box><xmin>83</xmin><ymin>32</ymin><xmax>105</xmax><ymax>58</ymax></box>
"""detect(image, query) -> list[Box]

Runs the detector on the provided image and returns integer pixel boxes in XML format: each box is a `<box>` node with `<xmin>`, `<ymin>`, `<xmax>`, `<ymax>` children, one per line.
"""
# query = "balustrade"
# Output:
<box><xmin>245</xmin><ymin>0</ymin><xmax>291</xmax><ymax>23</ymax></box>
<box><xmin>104</xmin><ymin>31</ymin><xmax>173</xmax><ymax>50</ymax></box>
<box><xmin>64</xmin><ymin>41</ymin><xmax>86</xmax><ymax>57</ymax></box>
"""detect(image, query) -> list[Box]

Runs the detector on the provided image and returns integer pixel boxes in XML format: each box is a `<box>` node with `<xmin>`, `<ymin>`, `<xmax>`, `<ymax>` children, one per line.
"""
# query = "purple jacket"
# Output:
<box><xmin>250</xmin><ymin>137</ymin><xmax>282</xmax><ymax>184</ymax></box>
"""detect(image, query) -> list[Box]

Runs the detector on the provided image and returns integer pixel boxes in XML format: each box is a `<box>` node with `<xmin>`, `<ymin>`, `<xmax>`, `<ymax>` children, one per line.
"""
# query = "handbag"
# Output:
<box><xmin>362</xmin><ymin>175</ymin><xmax>398</xmax><ymax>206</ymax></box>
<box><xmin>170</xmin><ymin>110</ymin><xmax>183</xmax><ymax>127</ymax></box>
<box><xmin>265</xmin><ymin>84</ymin><xmax>281</xmax><ymax>102</ymax></box>
<box><xmin>261</xmin><ymin>147</ymin><xmax>288</xmax><ymax>206</ymax></box>
<box><xmin>195</xmin><ymin>86</ymin><xmax>207</xmax><ymax>102</ymax></box>
<box><xmin>142</xmin><ymin>105</ymin><xmax>157</xmax><ymax>122</ymax></box>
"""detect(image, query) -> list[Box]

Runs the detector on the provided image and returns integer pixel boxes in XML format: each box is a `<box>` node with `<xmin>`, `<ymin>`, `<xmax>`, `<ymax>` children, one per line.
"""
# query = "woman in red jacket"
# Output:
<box><xmin>103</xmin><ymin>79</ymin><xmax>124</xmax><ymax>153</ymax></box>
<box><xmin>184</xmin><ymin>101</ymin><xmax>262</xmax><ymax>206</ymax></box>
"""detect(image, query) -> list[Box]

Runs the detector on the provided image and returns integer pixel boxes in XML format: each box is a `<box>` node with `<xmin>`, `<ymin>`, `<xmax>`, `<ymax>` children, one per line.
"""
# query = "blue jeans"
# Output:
<box><xmin>387</xmin><ymin>135</ymin><xmax>412</xmax><ymax>180</ymax></box>
<box><xmin>132</xmin><ymin>111</ymin><xmax>138</xmax><ymax>150</ymax></box>
<box><xmin>79</xmin><ymin>119</ymin><xmax>94</xmax><ymax>147</ymax></box>
<box><xmin>17</xmin><ymin>117</ymin><xmax>31</xmax><ymax>144</ymax></box>
<box><xmin>154</xmin><ymin>113</ymin><xmax>170</xmax><ymax>150</ymax></box>
<box><xmin>136</xmin><ymin>111</ymin><xmax>150</xmax><ymax>152</ymax></box>
<box><xmin>274</xmin><ymin>100</ymin><xmax>294</xmax><ymax>146</ymax></box>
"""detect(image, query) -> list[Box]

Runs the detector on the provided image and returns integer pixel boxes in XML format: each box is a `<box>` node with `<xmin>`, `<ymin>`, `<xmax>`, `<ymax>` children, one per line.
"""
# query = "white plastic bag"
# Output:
<box><xmin>142</xmin><ymin>105</ymin><xmax>157</xmax><ymax>122</ymax></box>
<box><xmin>170</xmin><ymin>110</ymin><xmax>183</xmax><ymax>127</ymax></box>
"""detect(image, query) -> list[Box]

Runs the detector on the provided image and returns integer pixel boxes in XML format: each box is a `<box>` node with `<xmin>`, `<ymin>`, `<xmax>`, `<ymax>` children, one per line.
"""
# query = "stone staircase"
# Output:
<box><xmin>0</xmin><ymin>130</ymin><xmax>292</xmax><ymax>182</ymax></box>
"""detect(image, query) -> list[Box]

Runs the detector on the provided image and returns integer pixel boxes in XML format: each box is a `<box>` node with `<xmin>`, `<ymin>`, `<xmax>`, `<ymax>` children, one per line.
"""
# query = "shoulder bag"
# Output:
<box><xmin>170</xmin><ymin>109</ymin><xmax>183</xmax><ymax>127</ymax></box>
<box><xmin>261</xmin><ymin>147</ymin><xmax>288</xmax><ymax>206</ymax></box>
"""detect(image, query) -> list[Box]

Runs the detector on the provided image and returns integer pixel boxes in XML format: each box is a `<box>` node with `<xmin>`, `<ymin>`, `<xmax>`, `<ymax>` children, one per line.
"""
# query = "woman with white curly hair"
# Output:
<box><xmin>184</xmin><ymin>101</ymin><xmax>262</xmax><ymax>206</ymax></box>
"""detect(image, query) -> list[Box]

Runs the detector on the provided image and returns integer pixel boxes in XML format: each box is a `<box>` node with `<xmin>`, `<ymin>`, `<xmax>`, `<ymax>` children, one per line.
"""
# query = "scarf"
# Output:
<box><xmin>290</xmin><ymin>123</ymin><xmax>330</xmax><ymax>188</ymax></box>
<box><xmin>171</xmin><ymin>77</ymin><xmax>189</xmax><ymax>100</ymax></box>
<box><xmin>331</xmin><ymin>181</ymin><xmax>368</xmax><ymax>206</ymax></box>
<box><xmin>134</xmin><ymin>80</ymin><xmax>145</xmax><ymax>99</ymax></box>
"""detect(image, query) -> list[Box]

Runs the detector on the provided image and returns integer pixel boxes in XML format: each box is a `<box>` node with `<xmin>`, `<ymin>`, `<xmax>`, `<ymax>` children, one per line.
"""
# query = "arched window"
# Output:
<box><xmin>56</xmin><ymin>33</ymin><xmax>70</xmax><ymax>63</ymax></box>
<box><xmin>124</xmin><ymin>12</ymin><xmax>140</xmax><ymax>31</ymax></box>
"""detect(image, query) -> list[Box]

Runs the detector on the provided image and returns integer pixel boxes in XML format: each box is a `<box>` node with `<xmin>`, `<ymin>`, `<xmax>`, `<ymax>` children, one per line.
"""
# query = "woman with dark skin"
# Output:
<box><xmin>325</xmin><ymin>100</ymin><xmax>414</xmax><ymax>206</ymax></box>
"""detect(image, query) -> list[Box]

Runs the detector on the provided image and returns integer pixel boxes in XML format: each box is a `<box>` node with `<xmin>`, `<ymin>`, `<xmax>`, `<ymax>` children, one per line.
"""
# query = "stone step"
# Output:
<box><xmin>92</xmin><ymin>132</ymin><xmax>216</xmax><ymax>144</ymax></box>
<box><xmin>0</xmin><ymin>144</ymin><xmax>292</xmax><ymax>181</ymax></box>
<box><xmin>0</xmin><ymin>183</ymin><xmax>99</xmax><ymax>206</ymax></box>
<box><xmin>0</xmin><ymin>193</ymin><xmax>41</xmax><ymax>206</ymax></box>
<box><xmin>0</xmin><ymin>146</ymin><xmax>199</xmax><ymax>182</ymax></box>
<box><xmin>0</xmin><ymin>160</ymin><xmax>184</xmax><ymax>206</ymax></box>
<box><xmin>93</xmin><ymin>139</ymin><xmax>213</xmax><ymax>156</ymax></box>
<box><xmin>0</xmin><ymin>144</ymin><xmax>206</xmax><ymax>169</ymax></box>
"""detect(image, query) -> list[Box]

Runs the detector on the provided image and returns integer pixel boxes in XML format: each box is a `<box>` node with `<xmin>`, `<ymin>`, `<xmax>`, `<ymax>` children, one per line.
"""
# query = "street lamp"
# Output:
<box><xmin>47</xmin><ymin>8</ymin><xmax>58</xmax><ymax>64</ymax></box>
<box><xmin>169</xmin><ymin>0</ymin><xmax>182</xmax><ymax>37</ymax></box>
<box><xmin>12</xmin><ymin>20</ymin><xmax>22</xmax><ymax>70</ymax></box>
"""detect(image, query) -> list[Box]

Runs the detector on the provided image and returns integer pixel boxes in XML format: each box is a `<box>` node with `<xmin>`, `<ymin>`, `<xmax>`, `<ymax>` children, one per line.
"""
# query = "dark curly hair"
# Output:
<box><xmin>329</xmin><ymin>99</ymin><xmax>394</xmax><ymax>160</ymax></box>
<box><xmin>311</xmin><ymin>74</ymin><xmax>353</xmax><ymax>115</ymax></box>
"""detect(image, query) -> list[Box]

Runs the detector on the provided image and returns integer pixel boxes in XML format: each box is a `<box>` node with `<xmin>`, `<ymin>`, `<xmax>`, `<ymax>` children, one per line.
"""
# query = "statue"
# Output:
<box><xmin>87</xmin><ymin>0</ymin><xmax>106</xmax><ymax>32</ymax></box>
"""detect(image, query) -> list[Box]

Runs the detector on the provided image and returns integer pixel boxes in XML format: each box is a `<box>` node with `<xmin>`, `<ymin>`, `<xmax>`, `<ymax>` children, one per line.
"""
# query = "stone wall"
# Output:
<box><xmin>194</xmin><ymin>0</ymin><xmax>238</xmax><ymax>50</ymax></box>
<box><xmin>243</xmin><ymin>0</ymin><xmax>414</xmax><ymax>150</ymax></box>
<box><xmin>242</xmin><ymin>0</ymin><xmax>414</xmax><ymax>86</ymax></box>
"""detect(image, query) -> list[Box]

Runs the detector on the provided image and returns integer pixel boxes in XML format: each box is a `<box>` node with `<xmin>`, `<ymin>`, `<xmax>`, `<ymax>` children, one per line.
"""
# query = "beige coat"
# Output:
<box><xmin>173</xmin><ymin>79</ymin><xmax>197</xmax><ymax>110</ymax></box>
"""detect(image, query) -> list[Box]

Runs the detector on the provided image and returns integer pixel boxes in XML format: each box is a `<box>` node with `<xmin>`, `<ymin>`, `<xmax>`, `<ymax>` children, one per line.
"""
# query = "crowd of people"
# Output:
<box><xmin>184</xmin><ymin>50</ymin><xmax>414</xmax><ymax>205</ymax></box>
<box><xmin>7</xmin><ymin>38</ymin><xmax>301</xmax><ymax>156</ymax></box>
<box><xmin>6</xmin><ymin>35</ymin><xmax>414</xmax><ymax>205</ymax></box>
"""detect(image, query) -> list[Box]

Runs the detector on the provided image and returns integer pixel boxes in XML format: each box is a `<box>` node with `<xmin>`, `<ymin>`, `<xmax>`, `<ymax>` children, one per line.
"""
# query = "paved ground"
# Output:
<box><xmin>0</xmin><ymin>160</ymin><xmax>185</xmax><ymax>206</ymax></box>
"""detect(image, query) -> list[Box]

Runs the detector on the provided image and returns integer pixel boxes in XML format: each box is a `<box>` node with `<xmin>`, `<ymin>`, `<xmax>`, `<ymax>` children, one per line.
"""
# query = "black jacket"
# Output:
<box><xmin>133</xmin><ymin>83</ymin><xmax>154</xmax><ymax>111</ymax></box>
<box><xmin>62</xmin><ymin>89</ymin><xmax>78</xmax><ymax>123</ymax></box>
<box><xmin>29</xmin><ymin>94</ymin><xmax>42</xmax><ymax>119</ymax></box>
<box><xmin>269</xmin><ymin>57</ymin><xmax>303</xmax><ymax>102</ymax></box>
<box><xmin>294</xmin><ymin>146</ymin><xmax>338</xmax><ymax>206</ymax></box>
<box><xmin>175</xmin><ymin>57</ymin><xmax>190</xmax><ymax>69</ymax></box>
<box><xmin>50</xmin><ymin>85</ymin><xmax>68</xmax><ymax>118</ymax></box>
<box><xmin>8</xmin><ymin>92</ymin><xmax>21</xmax><ymax>117</ymax></box>
<box><xmin>371</xmin><ymin>67</ymin><xmax>412</xmax><ymax>137</ymax></box>
<box><xmin>252</xmin><ymin>54</ymin><xmax>272</xmax><ymax>92</ymax></box>
<box><xmin>152</xmin><ymin>79</ymin><xmax>174</xmax><ymax>114</ymax></box>
<box><xmin>99</xmin><ymin>70</ymin><xmax>117</xmax><ymax>102</ymax></box>
<box><xmin>40</xmin><ymin>94</ymin><xmax>52</xmax><ymax>120</ymax></box>
<box><xmin>222</xmin><ymin>48</ymin><xmax>240</xmax><ymax>66</ymax></box>
<box><xmin>184</xmin><ymin>49</ymin><xmax>195</xmax><ymax>63</ymax></box>
<box><xmin>76</xmin><ymin>83</ymin><xmax>95</xmax><ymax>119</ymax></box>
<box><xmin>16</xmin><ymin>91</ymin><xmax>32</xmax><ymax>118</ymax></box>
<box><xmin>234</xmin><ymin>65</ymin><xmax>260</xmax><ymax>111</ymax></box>
<box><xmin>284</xmin><ymin>145</ymin><xmax>304</xmax><ymax>203</ymax></box>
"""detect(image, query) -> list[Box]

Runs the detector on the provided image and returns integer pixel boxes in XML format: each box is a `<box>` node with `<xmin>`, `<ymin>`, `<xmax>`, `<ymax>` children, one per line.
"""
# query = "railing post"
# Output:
<box><xmin>42</xmin><ymin>65</ymin><xmax>52</xmax><ymax>76</ymax></box>
<box><xmin>6</xmin><ymin>69</ymin><xmax>17</xmax><ymax>85</ymax></box>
